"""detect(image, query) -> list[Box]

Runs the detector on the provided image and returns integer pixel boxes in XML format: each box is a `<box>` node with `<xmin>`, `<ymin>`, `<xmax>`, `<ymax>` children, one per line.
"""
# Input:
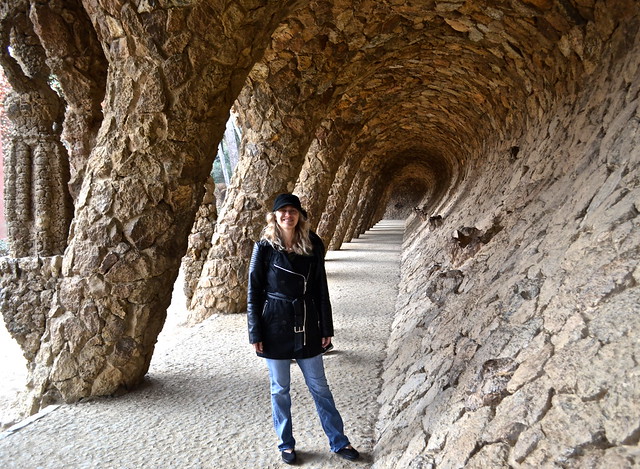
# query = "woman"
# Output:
<box><xmin>247</xmin><ymin>193</ymin><xmax>360</xmax><ymax>464</ymax></box>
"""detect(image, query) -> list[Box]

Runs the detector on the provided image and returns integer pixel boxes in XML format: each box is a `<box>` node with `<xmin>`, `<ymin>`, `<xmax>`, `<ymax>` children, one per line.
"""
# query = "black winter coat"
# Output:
<box><xmin>247</xmin><ymin>232</ymin><xmax>334</xmax><ymax>359</ymax></box>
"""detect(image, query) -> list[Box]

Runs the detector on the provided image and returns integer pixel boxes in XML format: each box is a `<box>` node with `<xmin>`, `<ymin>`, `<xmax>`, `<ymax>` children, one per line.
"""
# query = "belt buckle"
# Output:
<box><xmin>294</xmin><ymin>326</ymin><xmax>305</xmax><ymax>333</ymax></box>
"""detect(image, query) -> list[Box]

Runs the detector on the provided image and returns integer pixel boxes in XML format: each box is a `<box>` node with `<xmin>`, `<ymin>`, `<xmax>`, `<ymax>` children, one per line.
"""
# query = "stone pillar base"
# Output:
<box><xmin>188</xmin><ymin>256</ymin><xmax>248</xmax><ymax>323</ymax></box>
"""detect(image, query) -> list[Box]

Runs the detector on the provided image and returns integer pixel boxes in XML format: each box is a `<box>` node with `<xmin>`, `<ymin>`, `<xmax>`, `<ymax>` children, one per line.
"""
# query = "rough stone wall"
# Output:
<box><xmin>374</xmin><ymin>22</ymin><xmax>639</xmax><ymax>469</ymax></box>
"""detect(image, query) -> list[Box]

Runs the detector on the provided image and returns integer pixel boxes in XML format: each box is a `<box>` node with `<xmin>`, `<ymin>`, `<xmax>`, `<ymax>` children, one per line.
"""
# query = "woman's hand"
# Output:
<box><xmin>321</xmin><ymin>337</ymin><xmax>332</xmax><ymax>348</ymax></box>
<box><xmin>253</xmin><ymin>342</ymin><xmax>263</xmax><ymax>353</ymax></box>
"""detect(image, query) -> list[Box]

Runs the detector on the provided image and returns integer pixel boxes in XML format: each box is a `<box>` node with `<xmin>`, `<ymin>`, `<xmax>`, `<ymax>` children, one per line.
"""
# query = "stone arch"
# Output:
<box><xmin>187</xmin><ymin>0</ymin><xmax>393</xmax><ymax>321</ymax></box>
<box><xmin>369</xmin><ymin>160</ymin><xmax>438</xmax><ymax>222</ymax></box>
<box><xmin>305</xmin><ymin>0</ymin><xmax>625</xmax><ymax>251</ymax></box>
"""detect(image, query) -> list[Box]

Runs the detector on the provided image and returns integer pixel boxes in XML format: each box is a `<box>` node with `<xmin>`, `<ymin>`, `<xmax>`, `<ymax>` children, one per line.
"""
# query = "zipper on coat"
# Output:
<box><xmin>274</xmin><ymin>263</ymin><xmax>310</xmax><ymax>346</ymax></box>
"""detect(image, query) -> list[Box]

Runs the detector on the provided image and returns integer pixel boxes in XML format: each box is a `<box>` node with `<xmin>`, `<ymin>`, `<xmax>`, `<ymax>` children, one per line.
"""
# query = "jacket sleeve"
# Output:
<box><xmin>312</xmin><ymin>233</ymin><xmax>334</xmax><ymax>338</ymax></box>
<box><xmin>247</xmin><ymin>241</ymin><xmax>266</xmax><ymax>344</ymax></box>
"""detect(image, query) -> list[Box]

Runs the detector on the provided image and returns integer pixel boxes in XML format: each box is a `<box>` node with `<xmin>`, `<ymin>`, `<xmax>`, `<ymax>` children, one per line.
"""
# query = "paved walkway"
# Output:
<box><xmin>0</xmin><ymin>220</ymin><xmax>404</xmax><ymax>469</ymax></box>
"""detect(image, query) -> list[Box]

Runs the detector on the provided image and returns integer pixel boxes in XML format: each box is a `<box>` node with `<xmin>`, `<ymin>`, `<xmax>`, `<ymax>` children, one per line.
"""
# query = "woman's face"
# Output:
<box><xmin>275</xmin><ymin>205</ymin><xmax>300</xmax><ymax>231</ymax></box>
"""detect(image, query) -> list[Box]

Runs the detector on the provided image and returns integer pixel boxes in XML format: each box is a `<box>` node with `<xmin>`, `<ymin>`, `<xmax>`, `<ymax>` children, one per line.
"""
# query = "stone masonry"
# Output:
<box><xmin>374</xmin><ymin>15</ymin><xmax>640</xmax><ymax>469</ymax></box>
<box><xmin>0</xmin><ymin>1</ymin><xmax>638</xmax><ymax>467</ymax></box>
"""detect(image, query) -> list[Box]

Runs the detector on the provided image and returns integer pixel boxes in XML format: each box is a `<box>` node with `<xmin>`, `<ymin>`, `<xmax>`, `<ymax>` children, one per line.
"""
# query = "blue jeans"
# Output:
<box><xmin>265</xmin><ymin>355</ymin><xmax>351</xmax><ymax>452</ymax></box>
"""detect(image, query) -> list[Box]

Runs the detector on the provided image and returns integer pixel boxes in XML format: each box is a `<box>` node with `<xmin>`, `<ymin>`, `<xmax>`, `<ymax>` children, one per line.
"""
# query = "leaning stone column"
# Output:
<box><xmin>187</xmin><ymin>58</ymin><xmax>329</xmax><ymax>323</ymax></box>
<box><xmin>182</xmin><ymin>177</ymin><xmax>217</xmax><ymax>309</ymax></box>
<box><xmin>329</xmin><ymin>170</ymin><xmax>367</xmax><ymax>250</ymax></box>
<box><xmin>355</xmin><ymin>174</ymin><xmax>384</xmax><ymax>236</ymax></box>
<box><xmin>189</xmin><ymin>55</ymin><xmax>341</xmax><ymax>319</ymax></box>
<box><xmin>342</xmin><ymin>174</ymin><xmax>373</xmax><ymax>244</ymax></box>
<box><xmin>369</xmin><ymin>183</ymin><xmax>390</xmax><ymax>228</ymax></box>
<box><xmin>29</xmin><ymin>0</ymin><xmax>108</xmax><ymax>200</ymax></box>
<box><xmin>347</xmin><ymin>153</ymin><xmax>389</xmax><ymax>240</ymax></box>
<box><xmin>187</xmin><ymin>2</ymin><xmax>377</xmax><ymax>320</ymax></box>
<box><xmin>294</xmin><ymin>118</ymin><xmax>362</xmax><ymax>229</ymax></box>
<box><xmin>39</xmin><ymin>52</ymin><xmax>206</xmax><ymax>405</ymax></box>
<box><xmin>316</xmin><ymin>150</ymin><xmax>364</xmax><ymax>248</ymax></box>
<box><xmin>187</xmin><ymin>97</ymin><xmax>319</xmax><ymax>320</ymax></box>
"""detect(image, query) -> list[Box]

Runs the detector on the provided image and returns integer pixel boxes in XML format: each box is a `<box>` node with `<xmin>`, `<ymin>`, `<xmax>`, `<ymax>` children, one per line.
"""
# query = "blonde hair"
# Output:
<box><xmin>262</xmin><ymin>211</ymin><xmax>313</xmax><ymax>256</ymax></box>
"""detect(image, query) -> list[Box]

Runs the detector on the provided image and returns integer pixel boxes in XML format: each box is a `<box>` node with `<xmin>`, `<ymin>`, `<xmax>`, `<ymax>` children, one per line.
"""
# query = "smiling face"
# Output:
<box><xmin>275</xmin><ymin>205</ymin><xmax>300</xmax><ymax>232</ymax></box>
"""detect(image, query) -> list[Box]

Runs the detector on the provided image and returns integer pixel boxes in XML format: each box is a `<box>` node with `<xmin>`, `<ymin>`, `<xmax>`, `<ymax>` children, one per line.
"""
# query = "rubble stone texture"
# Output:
<box><xmin>0</xmin><ymin>0</ymin><xmax>638</xmax><ymax>467</ymax></box>
<box><xmin>188</xmin><ymin>1</ymin><xmax>383</xmax><ymax>321</ymax></box>
<box><xmin>294</xmin><ymin>117</ymin><xmax>364</xmax><ymax>229</ymax></box>
<box><xmin>372</xmin><ymin>9</ymin><xmax>640</xmax><ymax>468</ymax></box>
<box><xmin>316</xmin><ymin>148</ymin><xmax>364</xmax><ymax>247</ymax></box>
<box><xmin>182</xmin><ymin>176</ymin><xmax>217</xmax><ymax>309</ymax></box>
<box><xmin>1</xmin><ymin>0</ymin><xmax>72</xmax><ymax>257</ymax></box>
<box><xmin>28</xmin><ymin>0</ymin><xmax>108</xmax><ymax>199</ymax></box>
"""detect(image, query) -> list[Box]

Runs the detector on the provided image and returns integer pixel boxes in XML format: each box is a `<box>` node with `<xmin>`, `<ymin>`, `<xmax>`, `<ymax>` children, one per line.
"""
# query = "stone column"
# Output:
<box><xmin>182</xmin><ymin>177</ymin><xmax>217</xmax><ymax>309</ymax></box>
<box><xmin>294</xmin><ymin>118</ymin><xmax>362</xmax><ymax>229</ymax></box>
<box><xmin>370</xmin><ymin>183</ymin><xmax>391</xmax><ymax>226</ymax></box>
<box><xmin>186</xmin><ymin>0</ymin><xmax>385</xmax><ymax>320</ymax></box>
<box><xmin>29</xmin><ymin>0</ymin><xmax>107</xmax><ymax>200</ymax></box>
<box><xmin>316</xmin><ymin>149</ymin><xmax>364</xmax><ymax>248</ymax></box>
<box><xmin>356</xmin><ymin>174</ymin><xmax>386</xmax><ymax>235</ymax></box>
<box><xmin>329</xmin><ymin>169</ymin><xmax>366</xmax><ymax>250</ymax></box>
<box><xmin>187</xmin><ymin>80</ymin><xmax>324</xmax><ymax>321</ymax></box>
<box><xmin>329</xmin><ymin>149</ymin><xmax>380</xmax><ymax>249</ymax></box>
<box><xmin>187</xmin><ymin>12</ymin><xmax>362</xmax><ymax>320</ymax></box>
<box><xmin>342</xmin><ymin>174</ymin><xmax>373</xmax><ymax>244</ymax></box>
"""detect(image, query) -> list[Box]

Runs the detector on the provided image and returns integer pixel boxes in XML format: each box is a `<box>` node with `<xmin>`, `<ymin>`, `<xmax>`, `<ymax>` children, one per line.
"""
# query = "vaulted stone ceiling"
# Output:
<box><xmin>240</xmin><ymin>0</ymin><xmax>598</xmax><ymax>192</ymax></box>
<box><xmin>191</xmin><ymin>0</ymin><xmax>620</xmax><ymax>320</ymax></box>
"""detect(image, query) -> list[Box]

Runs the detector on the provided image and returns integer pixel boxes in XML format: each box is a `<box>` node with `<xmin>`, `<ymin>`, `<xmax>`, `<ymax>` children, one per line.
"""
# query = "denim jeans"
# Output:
<box><xmin>265</xmin><ymin>355</ymin><xmax>351</xmax><ymax>452</ymax></box>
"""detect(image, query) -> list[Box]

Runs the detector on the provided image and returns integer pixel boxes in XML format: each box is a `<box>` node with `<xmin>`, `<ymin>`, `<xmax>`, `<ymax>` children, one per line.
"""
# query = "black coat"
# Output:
<box><xmin>247</xmin><ymin>232</ymin><xmax>334</xmax><ymax>359</ymax></box>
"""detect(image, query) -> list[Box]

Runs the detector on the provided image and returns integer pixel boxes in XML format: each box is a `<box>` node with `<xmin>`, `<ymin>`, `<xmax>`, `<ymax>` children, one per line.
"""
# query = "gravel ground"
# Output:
<box><xmin>0</xmin><ymin>220</ymin><xmax>403</xmax><ymax>469</ymax></box>
<box><xmin>0</xmin><ymin>314</ymin><xmax>27</xmax><ymax>428</ymax></box>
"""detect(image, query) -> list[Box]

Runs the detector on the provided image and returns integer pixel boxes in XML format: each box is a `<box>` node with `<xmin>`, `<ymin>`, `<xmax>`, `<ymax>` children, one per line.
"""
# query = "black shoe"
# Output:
<box><xmin>323</xmin><ymin>343</ymin><xmax>334</xmax><ymax>354</ymax></box>
<box><xmin>336</xmin><ymin>446</ymin><xmax>359</xmax><ymax>460</ymax></box>
<box><xmin>282</xmin><ymin>449</ymin><xmax>296</xmax><ymax>464</ymax></box>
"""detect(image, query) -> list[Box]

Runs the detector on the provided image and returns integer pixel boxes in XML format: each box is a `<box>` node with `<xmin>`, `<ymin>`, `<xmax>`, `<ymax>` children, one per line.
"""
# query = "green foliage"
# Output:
<box><xmin>212</xmin><ymin>143</ymin><xmax>234</xmax><ymax>184</ymax></box>
<box><xmin>212</xmin><ymin>156</ymin><xmax>225</xmax><ymax>183</ymax></box>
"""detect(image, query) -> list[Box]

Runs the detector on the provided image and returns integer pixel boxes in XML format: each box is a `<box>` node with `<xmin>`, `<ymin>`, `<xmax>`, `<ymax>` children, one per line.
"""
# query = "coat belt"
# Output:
<box><xmin>266</xmin><ymin>291</ymin><xmax>307</xmax><ymax>351</ymax></box>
